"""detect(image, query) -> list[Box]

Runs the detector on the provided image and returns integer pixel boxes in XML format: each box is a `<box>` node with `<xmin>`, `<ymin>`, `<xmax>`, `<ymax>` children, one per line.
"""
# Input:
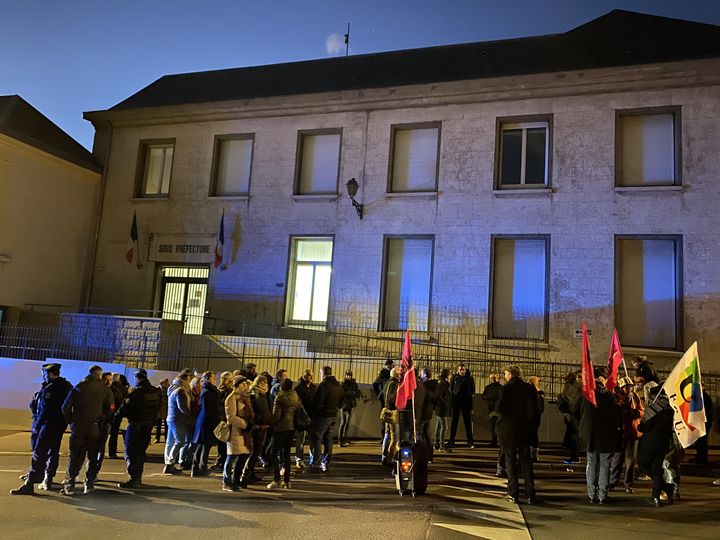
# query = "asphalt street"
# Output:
<box><xmin>1</xmin><ymin>431</ymin><xmax>719</xmax><ymax>539</ymax></box>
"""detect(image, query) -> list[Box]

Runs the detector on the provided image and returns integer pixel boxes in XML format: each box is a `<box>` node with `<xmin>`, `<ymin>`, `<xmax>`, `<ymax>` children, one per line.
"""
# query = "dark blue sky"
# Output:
<box><xmin>2</xmin><ymin>0</ymin><xmax>719</xmax><ymax>149</ymax></box>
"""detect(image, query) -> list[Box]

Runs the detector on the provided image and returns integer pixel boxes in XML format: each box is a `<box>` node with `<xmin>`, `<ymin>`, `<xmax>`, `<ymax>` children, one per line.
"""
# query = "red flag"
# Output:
<box><xmin>395</xmin><ymin>330</ymin><xmax>417</xmax><ymax>410</ymax></box>
<box><xmin>581</xmin><ymin>321</ymin><xmax>597</xmax><ymax>407</ymax></box>
<box><xmin>126</xmin><ymin>211</ymin><xmax>138</xmax><ymax>265</ymax></box>
<box><xmin>214</xmin><ymin>210</ymin><xmax>225</xmax><ymax>268</ymax></box>
<box><xmin>605</xmin><ymin>328</ymin><xmax>624</xmax><ymax>392</ymax></box>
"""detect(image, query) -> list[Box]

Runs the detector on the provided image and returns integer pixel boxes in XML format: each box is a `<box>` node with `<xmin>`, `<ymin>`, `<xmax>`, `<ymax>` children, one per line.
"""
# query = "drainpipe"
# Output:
<box><xmin>83</xmin><ymin>119</ymin><xmax>114</xmax><ymax>308</ymax></box>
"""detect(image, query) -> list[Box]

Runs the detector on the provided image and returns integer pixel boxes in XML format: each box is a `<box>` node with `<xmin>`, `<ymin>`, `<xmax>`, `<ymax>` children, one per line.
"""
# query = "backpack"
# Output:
<box><xmin>293</xmin><ymin>403</ymin><xmax>312</xmax><ymax>431</ymax></box>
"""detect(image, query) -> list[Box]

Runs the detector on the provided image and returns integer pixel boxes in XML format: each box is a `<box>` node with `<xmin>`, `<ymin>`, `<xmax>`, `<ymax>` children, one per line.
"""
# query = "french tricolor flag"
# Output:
<box><xmin>126</xmin><ymin>211</ymin><xmax>138</xmax><ymax>265</ymax></box>
<box><xmin>214</xmin><ymin>210</ymin><xmax>225</xmax><ymax>268</ymax></box>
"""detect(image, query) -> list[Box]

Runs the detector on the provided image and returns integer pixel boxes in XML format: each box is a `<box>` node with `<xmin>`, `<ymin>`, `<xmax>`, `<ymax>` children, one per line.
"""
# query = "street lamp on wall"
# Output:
<box><xmin>346</xmin><ymin>178</ymin><xmax>363</xmax><ymax>220</ymax></box>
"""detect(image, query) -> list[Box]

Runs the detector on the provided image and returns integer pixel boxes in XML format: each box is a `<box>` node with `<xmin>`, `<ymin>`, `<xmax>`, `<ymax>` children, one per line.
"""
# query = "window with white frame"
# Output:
<box><xmin>389</xmin><ymin>124</ymin><xmax>440</xmax><ymax>192</ymax></box>
<box><xmin>617</xmin><ymin>110</ymin><xmax>679</xmax><ymax>186</ymax></box>
<box><xmin>497</xmin><ymin>121</ymin><xmax>549</xmax><ymax>188</ymax></box>
<box><xmin>616</xmin><ymin>236</ymin><xmax>681</xmax><ymax>349</ymax></box>
<box><xmin>139</xmin><ymin>141</ymin><xmax>174</xmax><ymax>197</ymax></box>
<box><xmin>381</xmin><ymin>237</ymin><xmax>433</xmax><ymax>331</ymax></box>
<box><xmin>286</xmin><ymin>238</ymin><xmax>334</xmax><ymax>325</ymax></box>
<box><xmin>491</xmin><ymin>237</ymin><xmax>548</xmax><ymax>340</ymax></box>
<box><xmin>211</xmin><ymin>135</ymin><xmax>253</xmax><ymax>196</ymax></box>
<box><xmin>296</xmin><ymin>131</ymin><xmax>341</xmax><ymax>194</ymax></box>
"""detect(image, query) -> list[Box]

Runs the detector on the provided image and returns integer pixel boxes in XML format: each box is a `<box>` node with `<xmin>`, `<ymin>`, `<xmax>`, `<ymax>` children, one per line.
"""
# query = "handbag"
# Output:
<box><xmin>293</xmin><ymin>403</ymin><xmax>312</xmax><ymax>431</ymax></box>
<box><xmin>213</xmin><ymin>420</ymin><xmax>231</xmax><ymax>442</ymax></box>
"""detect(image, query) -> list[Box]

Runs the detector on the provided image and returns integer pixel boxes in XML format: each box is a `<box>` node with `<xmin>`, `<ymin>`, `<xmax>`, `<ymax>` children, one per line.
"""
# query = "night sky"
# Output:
<box><xmin>2</xmin><ymin>0</ymin><xmax>719</xmax><ymax>149</ymax></box>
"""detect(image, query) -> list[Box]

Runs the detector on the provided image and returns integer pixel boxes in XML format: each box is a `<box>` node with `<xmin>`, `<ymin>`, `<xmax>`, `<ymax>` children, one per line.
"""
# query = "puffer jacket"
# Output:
<box><xmin>225</xmin><ymin>391</ymin><xmax>253</xmax><ymax>455</ymax></box>
<box><xmin>273</xmin><ymin>389</ymin><xmax>299</xmax><ymax>432</ymax></box>
<box><xmin>167</xmin><ymin>382</ymin><xmax>193</xmax><ymax>425</ymax></box>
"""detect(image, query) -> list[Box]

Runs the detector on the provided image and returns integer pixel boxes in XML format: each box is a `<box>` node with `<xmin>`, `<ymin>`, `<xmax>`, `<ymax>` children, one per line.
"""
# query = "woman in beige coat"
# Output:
<box><xmin>223</xmin><ymin>376</ymin><xmax>254</xmax><ymax>491</ymax></box>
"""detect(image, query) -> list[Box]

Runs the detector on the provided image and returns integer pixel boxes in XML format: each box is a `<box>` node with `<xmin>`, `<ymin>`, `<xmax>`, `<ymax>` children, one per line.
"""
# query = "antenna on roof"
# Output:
<box><xmin>344</xmin><ymin>23</ymin><xmax>350</xmax><ymax>56</ymax></box>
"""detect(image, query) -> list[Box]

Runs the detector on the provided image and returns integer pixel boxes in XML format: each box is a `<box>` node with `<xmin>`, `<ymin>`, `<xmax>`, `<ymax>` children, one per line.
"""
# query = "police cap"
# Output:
<box><xmin>42</xmin><ymin>363</ymin><xmax>61</xmax><ymax>375</ymax></box>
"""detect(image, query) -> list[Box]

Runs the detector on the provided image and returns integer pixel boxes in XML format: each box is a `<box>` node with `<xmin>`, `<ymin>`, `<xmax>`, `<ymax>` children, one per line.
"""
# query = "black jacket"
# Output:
<box><xmin>635</xmin><ymin>361</ymin><xmax>659</xmax><ymax>384</ymax></box>
<box><xmin>434</xmin><ymin>379</ymin><xmax>451</xmax><ymax>417</ymax></box>
<box><xmin>420</xmin><ymin>379</ymin><xmax>438</xmax><ymax>421</ymax></box>
<box><xmin>638</xmin><ymin>405</ymin><xmax>674</xmax><ymax>467</ymax></box>
<box><xmin>450</xmin><ymin>373</ymin><xmax>475</xmax><ymax>404</ymax></box>
<box><xmin>294</xmin><ymin>380</ymin><xmax>317</xmax><ymax>417</ymax></box>
<box><xmin>35</xmin><ymin>377</ymin><xmax>73</xmax><ymax>431</ymax></box>
<box><xmin>373</xmin><ymin>367</ymin><xmax>391</xmax><ymax>406</ymax></box>
<box><xmin>481</xmin><ymin>382</ymin><xmax>502</xmax><ymax>413</ymax></box>
<box><xmin>313</xmin><ymin>376</ymin><xmax>344</xmax><ymax>418</ymax></box>
<box><xmin>192</xmin><ymin>382</ymin><xmax>223</xmax><ymax>444</ymax></box>
<box><xmin>251</xmin><ymin>391</ymin><xmax>273</xmax><ymax>427</ymax></box>
<box><xmin>341</xmin><ymin>379</ymin><xmax>360</xmax><ymax>410</ymax></box>
<box><xmin>578</xmin><ymin>387</ymin><xmax>622</xmax><ymax>453</ymax></box>
<box><xmin>109</xmin><ymin>381</ymin><xmax>125</xmax><ymax>416</ymax></box>
<box><xmin>116</xmin><ymin>379</ymin><xmax>161</xmax><ymax>424</ymax></box>
<box><xmin>496</xmin><ymin>377</ymin><xmax>539</xmax><ymax>448</ymax></box>
<box><xmin>62</xmin><ymin>375</ymin><xmax>114</xmax><ymax>427</ymax></box>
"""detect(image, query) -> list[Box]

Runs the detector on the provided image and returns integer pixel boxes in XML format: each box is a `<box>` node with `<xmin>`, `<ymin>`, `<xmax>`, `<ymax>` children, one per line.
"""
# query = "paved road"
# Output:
<box><xmin>1</xmin><ymin>431</ymin><xmax>719</xmax><ymax>539</ymax></box>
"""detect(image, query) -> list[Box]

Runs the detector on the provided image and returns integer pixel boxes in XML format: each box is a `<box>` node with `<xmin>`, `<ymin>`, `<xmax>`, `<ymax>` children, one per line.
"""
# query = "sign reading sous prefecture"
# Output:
<box><xmin>148</xmin><ymin>233</ymin><xmax>216</xmax><ymax>263</ymax></box>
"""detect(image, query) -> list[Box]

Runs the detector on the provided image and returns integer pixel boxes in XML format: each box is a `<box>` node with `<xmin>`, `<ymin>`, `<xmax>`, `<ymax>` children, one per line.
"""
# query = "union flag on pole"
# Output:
<box><xmin>581</xmin><ymin>321</ymin><xmax>597</xmax><ymax>406</ymax></box>
<box><xmin>395</xmin><ymin>330</ymin><xmax>417</xmax><ymax>410</ymax></box>
<box><xmin>661</xmin><ymin>342</ymin><xmax>707</xmax><ymax>448</ymax></box>
<box><xmin>605</xmin><ymin>328</ymin><xmax>624</xmax><ymax>392</ymax></box>
<box><xmin>214</xmin><ymin>210</ymin><xmax>225</xmax><ymax>268</ymax></box>
<box><xmin>126</xmin><ymin>211</ymin><xmax>138</xmax><ymax>266</ymax></box>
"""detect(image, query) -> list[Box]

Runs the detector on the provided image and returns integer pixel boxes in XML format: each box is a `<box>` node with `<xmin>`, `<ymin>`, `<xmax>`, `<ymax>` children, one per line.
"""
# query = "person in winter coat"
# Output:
<box><xmin>309</xmin><ymin>366</ymin><xmax>344</xmax><ymax>472</ymax></box>
<box><xmin>108</xmin><ymin>372</ymin><xmax>129</xmax><ymax>458</ymax></box>
<box><xmin>638</xmin><ymin>386</ymin><xmax>675</xmax><ymax>506</ymax></box>
<box><xmin>527</xmin><ymin>376</ymin><xmax>545</xmax><ymax>462</ymax></box>
<box><xmin>267</xmin><ymin>378</ymin><xmax>299</xmax><ymax>489</ymax></box>
<box><xmin>241</xmin><ymin>375</ymin><xmax>273</xmax><ymax>485</ymax></box>
<box><xmin>381</xmin><ymin>367</ymin><xmax>402</xmax><ymax>465</ymax></box>
<box><xmin>481</xmin><ymin>374</ymin><xmax>502</xmax><ymax>447</ymax></box>
<box><xmin>632</xmin><ymin>355</ymin><xmax>659</xmax><ymax>384</ymax></box>
<box><xmin>213</xmin><ymin>372</ymin><xmax>233</xmax><ymax>469</ymax></box>
<box><xmin>163</xmin><ymin>372</ymin><xmax>193</xmax><ymax>475</ymax></box>
<box><xmin>496</xmin><ymin>365</ymin><xmax>539</xmax><ymax>504</ymax></box>
<box><xmin>339</xmin><ymin>370</ymin><xmax>361</xmax><ymax>447</ymax></box>
<box><xmin>223</xmin><ymin>376</ymin><xmax>254</xmax><ymax>491</ymax></box>
<box><xmin>419</xmin><ymin>368</ymin><xmax>438</xmax><ymax>461</ymax></box>
<box><xmin>609</xmin><ymin>377</ymin><xmax>643</xmax><ymax>493</ymax></box>
<box><xmin>154</xmin><ymin>378</ymin><xmax>169</xmax><ymax>443</ymax></box>
<box><xmin>577</xmin><ymin>371</ymin><xmax>622</xmax><ymax>504</ymax></box>
<box><xmin>181</xmin><ymin>376</ymin><xmax>202</xmax><ymax>469</ymax></box>
<box><xmin>433</xmin><ymin>368</ymin><xmax>452</xmax><ymax>452</ymax></box>
<box><xmin>191</xmin><ymin>372</ymin><xmax>223</xmax><ymax>477</ymax></box>
<box><xmin>373</xmin><ymin>359</ymin><xmax>394</xmax><ymax>408</ymax></box>
<box><xmin>449</xmin><ymin>364</ymin><xmax>475</xmax><ymax>448</ymax></box>
<box><xmin>558</xmin><ymin>371</ymin><xmax>582</xmax><ymax>464</ymax></box>
<box><xmin>294</xmin><ymin>369</ymin><xmax>316</xmax><ymax>469</ymax></box>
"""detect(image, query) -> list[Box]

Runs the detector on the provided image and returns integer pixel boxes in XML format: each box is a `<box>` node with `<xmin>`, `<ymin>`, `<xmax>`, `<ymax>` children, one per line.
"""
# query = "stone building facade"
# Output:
<box><xmin>84</xmin><ymin>11</ymin><xmax>720</xmax><ymax>370</ymax></box>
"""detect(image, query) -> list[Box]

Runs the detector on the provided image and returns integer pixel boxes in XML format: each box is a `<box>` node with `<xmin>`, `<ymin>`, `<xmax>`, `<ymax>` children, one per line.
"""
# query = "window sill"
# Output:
<box><xmin>209</xmin><ymin>195</ymin><xmax>250</xmax><ymax>200</ymax></box>
<box><xmin>292</xmin><ymin>194</ymin><xmax>338</xmax><ymax>201</ymax></box>
<box><xmin>385</xmin><ymin>191</ymin><xmax>438</xmax><ymax>199</ymax></box>
<box><xmin>132</xmin><ymin>196</ymin><xmax>169</xmax><ymax>202</ymax></box>
<box><xmin>614</xmin><ymin>185</ymin><xmax>683</xmax><ymax>193</ymax></box>
<box><xmin>487</xmin><ymin>338</ymin><xmax>549</xmax><ymax>349</ymax></box>
<box><xmin>492</xmin><ymin>188</ymin><xmax>552</xmax><ymax>197</ymax></box>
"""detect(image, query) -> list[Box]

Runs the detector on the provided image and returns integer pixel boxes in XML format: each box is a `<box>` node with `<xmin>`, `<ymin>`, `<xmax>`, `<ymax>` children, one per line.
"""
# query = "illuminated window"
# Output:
<box><xmin>490</xmin><ymin>237</ymin><xmax>548</xmax><ymax>340</ymax></box>
<box><xmin>286</xmin><ymin>238</ymin><xmax>333</xmax><ymax>325</ymax></box>
<box><xmin>496</xmin><ymin>120</ymin><xmax>550</xmax><ymax>188</ymax></box>
<box><xmin>389</xmin><ymin>124</ymin><xmax>440</xmax><ymax>192</ymax></box>
<box><xmin>616</xmin><ymin>108</ymin><xmax>680</xmax><ymax>186</ymax></box>
<box><xmin>381</xmin><ymin>237</ymin><xmax>434</xmax><ymax>331</ymax></box>
<box><xmin>616</xmin><ymin>236</ymin><xmax>682</xmax><ymax>349</ymax></box>
<box><xmin>211</xmin><ymin>135</ymin><xmax>253</xmax><ymax>196</ymax></box>
<box><xmin>137</xmin><ymin>140</ymin><xmax>174</xmax><ymax>197</ymax></box>
<box><xmin>295</xmin><ymin>131</ymin><xmax>341</xmax><ymax>194</ymax></box>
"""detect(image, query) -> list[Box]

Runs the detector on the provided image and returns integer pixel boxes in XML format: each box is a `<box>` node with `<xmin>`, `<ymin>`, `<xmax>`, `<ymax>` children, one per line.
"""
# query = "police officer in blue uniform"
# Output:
<box><xmin>11</xmin><ymin>363</ymin><xmax>73</xmax><ymax>495</ymax></box>
<box><xmin>116</xmin><ymin>369</ymin><xmax>161</xmax><ymax>489</ymax></box>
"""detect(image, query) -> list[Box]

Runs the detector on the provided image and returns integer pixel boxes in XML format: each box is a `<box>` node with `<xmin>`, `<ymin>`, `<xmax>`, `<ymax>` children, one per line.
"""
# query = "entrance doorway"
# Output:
<box><xmin>158</xmin><ymin>266</ymin><xmax>209</xmax><ymax>334</ymax></box>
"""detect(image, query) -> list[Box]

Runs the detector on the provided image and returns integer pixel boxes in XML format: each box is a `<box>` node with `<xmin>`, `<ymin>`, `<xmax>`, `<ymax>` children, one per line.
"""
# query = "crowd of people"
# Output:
<box><xmin>9</xmin><ymin>356</ymin><xmax>717</xmax><ymax>507</ymax></box>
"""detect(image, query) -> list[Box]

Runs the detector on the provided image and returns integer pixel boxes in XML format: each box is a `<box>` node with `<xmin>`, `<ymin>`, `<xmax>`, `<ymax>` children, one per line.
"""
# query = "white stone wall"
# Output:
<box><xmin>88</xmin><ymin>60</ymin><xmax>720</xmax><ymax>370</ymax></box>
<box><xmin>0</xmin><ymin>135</ymin><xmax>99</xmax><ymax>309</ymax></box>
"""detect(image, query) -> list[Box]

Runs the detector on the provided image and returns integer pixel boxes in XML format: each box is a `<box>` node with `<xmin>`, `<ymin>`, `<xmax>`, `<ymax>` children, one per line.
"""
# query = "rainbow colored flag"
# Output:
<box><xmin>662</xmin><ymin>341</ymin><xmax>707</xmax><ymax>448</ymax></box>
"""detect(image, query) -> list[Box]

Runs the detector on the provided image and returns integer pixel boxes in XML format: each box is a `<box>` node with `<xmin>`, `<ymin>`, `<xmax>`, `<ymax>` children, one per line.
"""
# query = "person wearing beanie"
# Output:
<box><xmin>241</xmin><ymin>375</ymin><xmax>273</xmax><ymax>485</ymax></box>
<box><xmin>223</xmin><ymin>376</ymin><xmax>254</xmax><ymax>491</ymax></box>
